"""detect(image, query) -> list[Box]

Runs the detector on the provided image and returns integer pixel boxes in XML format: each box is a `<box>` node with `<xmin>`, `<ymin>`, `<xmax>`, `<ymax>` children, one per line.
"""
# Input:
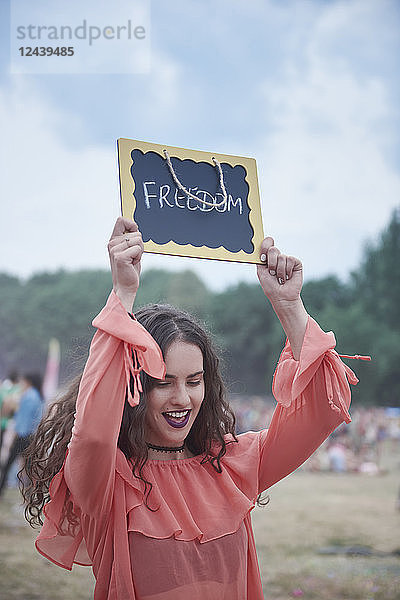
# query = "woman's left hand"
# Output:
<box><xmin>256</xmin><ymin>237</ymin><xmax>303</xmax><ymax>307</ymax></box>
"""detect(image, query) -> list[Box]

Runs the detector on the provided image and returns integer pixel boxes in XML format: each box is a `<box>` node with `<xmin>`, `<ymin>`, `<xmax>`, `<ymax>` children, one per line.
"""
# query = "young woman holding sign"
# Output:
<box><xmin>21</xmin><ymin>217</ymin><xmax>363</xmax><ymax>599</ymax></box>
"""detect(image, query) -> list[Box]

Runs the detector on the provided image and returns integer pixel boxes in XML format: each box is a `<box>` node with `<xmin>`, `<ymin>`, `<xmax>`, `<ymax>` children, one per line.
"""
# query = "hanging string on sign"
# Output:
<box><xmin>163</xmin><ymin>149</ymin><xmax>228</xmax><ymax>208</ymax></box>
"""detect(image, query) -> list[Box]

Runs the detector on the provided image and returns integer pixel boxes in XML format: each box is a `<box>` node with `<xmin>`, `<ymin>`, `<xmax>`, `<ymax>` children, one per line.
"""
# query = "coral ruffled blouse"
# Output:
<box><xmin>35</xmin><ymin>292</ymin><xmax>359</xmax><ymax>599</ymax></box>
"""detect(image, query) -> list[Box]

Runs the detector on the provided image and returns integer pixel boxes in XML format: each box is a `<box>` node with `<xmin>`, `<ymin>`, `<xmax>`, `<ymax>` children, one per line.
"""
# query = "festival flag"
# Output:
<box><xmin>42</xmin><ymin>338</ymin><xmax>60</xmax><ymax>404</ymax></box>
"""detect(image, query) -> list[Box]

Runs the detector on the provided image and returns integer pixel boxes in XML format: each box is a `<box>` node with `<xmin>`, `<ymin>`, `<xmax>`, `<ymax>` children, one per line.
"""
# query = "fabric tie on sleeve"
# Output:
<box><xmin>93</xmin><ymin>291</ymin><xmax>166</xmax><ymax>406</ymax></box>
<box><xmin>325</xmin><ymin>351</ymin><xmax>371</xmax><ymax>416</ymax></box>
<box><xmin>337</xmin><ymin>353</ymin><xmax>371</xmax><ymax>361</ymax></box>
<box><xmin>123</xmin><ymin>346</ymin><xmax>143</xmax><ymax>406</ymax></box>
<box><xmin>272</xmin><ymin>317</ymin><xmax>370</xmax><ymax>423</ymax></box>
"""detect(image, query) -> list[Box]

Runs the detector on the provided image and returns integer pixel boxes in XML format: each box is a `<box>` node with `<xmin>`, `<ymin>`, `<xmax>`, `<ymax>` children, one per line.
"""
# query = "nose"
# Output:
<box><xmin>170</xmin><ymin>383</ymin><xmax>191</xmax><ymax>407</ymax></box>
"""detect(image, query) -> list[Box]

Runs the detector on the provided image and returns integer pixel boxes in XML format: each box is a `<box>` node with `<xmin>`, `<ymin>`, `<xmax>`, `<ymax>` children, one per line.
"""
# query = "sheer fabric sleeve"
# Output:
<box><xmin>63</xmin><ymin>291</ymin><xmax>165</xmax><ymax>517</ymax></box>
<box><xmin>257</xmin><ymin>316</ymin><xmax>360</xmax><ymax>493</ymax></box>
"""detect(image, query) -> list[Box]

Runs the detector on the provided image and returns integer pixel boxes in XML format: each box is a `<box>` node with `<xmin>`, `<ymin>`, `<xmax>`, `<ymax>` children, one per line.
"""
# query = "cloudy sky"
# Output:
<box><xmin>1</xmin><ymin>0</ymin><xmax>399</xmax><ymax>290</ymax></box>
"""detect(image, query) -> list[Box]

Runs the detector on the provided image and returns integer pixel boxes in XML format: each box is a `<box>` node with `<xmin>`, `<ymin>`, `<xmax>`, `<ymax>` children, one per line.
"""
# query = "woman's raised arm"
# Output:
<box><xmin>254</xmin><ymin>236</ymin><xmax>363</xmax><ymax>493</ymax></box>
<box><xmin>108</xmin><ymin>216</ymin><xmax>144</xmax><ymax>312</ymax></box>
<box><xmin>257</xmin><ymin>236</ymin><xmax>308</xmax><ymax>359</ymax></box>
<box><xmin>63</xmin><ymin>218</ymin><xmax>164</xmax><ymax>516</ymax></box>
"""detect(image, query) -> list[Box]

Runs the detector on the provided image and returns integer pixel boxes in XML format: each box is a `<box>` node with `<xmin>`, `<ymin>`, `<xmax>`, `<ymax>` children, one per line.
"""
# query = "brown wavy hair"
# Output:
<box><xmin>20</xmin><ymin>303</ymin><xmax>238</xmax><ymax>527</ymax></box>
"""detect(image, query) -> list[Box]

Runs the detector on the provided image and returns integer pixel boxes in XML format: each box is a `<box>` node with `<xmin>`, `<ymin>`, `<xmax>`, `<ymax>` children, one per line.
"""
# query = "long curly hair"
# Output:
<box><xmin>20</xmin><ymin>303</ymin><xmax>237</xmax><ymax>527</ymax></box>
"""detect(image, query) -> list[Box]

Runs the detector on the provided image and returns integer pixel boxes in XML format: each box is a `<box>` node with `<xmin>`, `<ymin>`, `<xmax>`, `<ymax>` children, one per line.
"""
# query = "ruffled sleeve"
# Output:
<box><xmin>257</xmin><ymin>316</ymin><xmax>360</xmax><ymax>493</ymax></box>
<box><xmin>63</xmin><ymin>291</ymin><xmax>165</xmax><ymax>516</ymax></box>
<box><xmin>35</xmin><ymin>291</ymin><xmax>165</xmax><ymax>570</ymax></box>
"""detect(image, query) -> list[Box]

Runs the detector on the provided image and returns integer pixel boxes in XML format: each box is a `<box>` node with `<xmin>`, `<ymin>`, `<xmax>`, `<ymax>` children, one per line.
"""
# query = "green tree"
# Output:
<box><xmin>348</xmin><ymin>208</ymin><xmax>400</xmax><ymax>404</ymax></box>
<box><xmin>2</xmin><ymin>270</ymin><xmax>111</xmax><ymax>380</ymax></box>
<box><xmin>209</xmin><ymin>282</ymin><xmax>283</xmax><ymax>394</ymax></box>
<box><xmin>302</xmin><ymin>275</ymin><xmax>352</xmax><ymax>313</ymax></box>
<box><xmin>352</xmin><ymin>207</ymin><xmax>400</xmax><ymax>330</ymax></box>
<box><xmin>0</xmin><ymin>273</ymin><xmax>23</xmax><ymax>374</ymax></box>
<box><xmin>136</xmin><ymin>269</ymin><xmax>211</xmax><ymax>319</ymax></box>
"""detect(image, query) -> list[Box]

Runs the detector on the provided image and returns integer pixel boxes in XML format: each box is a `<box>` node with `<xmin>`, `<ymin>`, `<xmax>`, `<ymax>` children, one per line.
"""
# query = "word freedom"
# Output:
<box><xmin>16</xmin><ymin>20</ymin><xmax>145</xmax><ymax>46</ymax></box>
<box><xmin>143</xmin><ymin>182</ymin><xmax>244</xmax><ymax>214</ymax></box>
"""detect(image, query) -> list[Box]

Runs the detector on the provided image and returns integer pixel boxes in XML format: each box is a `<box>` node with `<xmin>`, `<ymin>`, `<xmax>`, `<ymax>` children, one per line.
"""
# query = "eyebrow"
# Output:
<box><xmin>164</xmin><ymin>370</ymin><xmax>204</xmax><ymax>379</ymax></box>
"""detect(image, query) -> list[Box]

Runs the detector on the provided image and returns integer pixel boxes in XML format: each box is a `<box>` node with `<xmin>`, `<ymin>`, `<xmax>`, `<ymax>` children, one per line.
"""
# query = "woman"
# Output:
<box><xmin>22</xmin><ymin>217</ymin><xmax>361</xmax><ymax>599</ymax></box>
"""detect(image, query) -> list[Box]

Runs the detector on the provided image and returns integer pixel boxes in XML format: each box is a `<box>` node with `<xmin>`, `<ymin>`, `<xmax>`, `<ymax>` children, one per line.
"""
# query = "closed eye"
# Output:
<box><xmin>154</xmin><ymin>380</ymin><xmax>171</xmax><ymax>387</ymax></box>
<box><xmin>187</xmin><ymin>379</ymin><xmax>202</xmax><ymax>386</ymax></box>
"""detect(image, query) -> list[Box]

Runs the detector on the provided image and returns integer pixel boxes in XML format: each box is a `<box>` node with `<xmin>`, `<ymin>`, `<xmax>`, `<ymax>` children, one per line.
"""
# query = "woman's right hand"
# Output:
<box><xmin>108</xmin><ymin>217</ymin><xmax>144</xmax><ymax>312</ymax></box>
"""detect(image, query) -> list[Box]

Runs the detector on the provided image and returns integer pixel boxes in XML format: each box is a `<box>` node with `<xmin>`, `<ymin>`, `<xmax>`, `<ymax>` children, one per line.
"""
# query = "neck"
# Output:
<box><xmin>146</xmin><ymin>442</ymin><xmax>185</xmax><ymax>453</ymax></box>
<box><xmin>146</xmin><ymin>441</ymin><xmax>193</xmax><ymax>461</ymax></box>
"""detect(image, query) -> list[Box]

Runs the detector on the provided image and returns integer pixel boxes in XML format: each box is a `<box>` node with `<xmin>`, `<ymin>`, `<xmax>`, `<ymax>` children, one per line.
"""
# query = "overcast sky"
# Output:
<box><xmin>1</xmin><ymin>0</ymin><xmax>399</xmax><ymax>290</ymax></box>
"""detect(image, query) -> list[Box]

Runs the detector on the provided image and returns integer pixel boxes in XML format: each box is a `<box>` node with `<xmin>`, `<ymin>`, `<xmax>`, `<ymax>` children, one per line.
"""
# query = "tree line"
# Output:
<box><xmin>1</xmin><ymin>209</ymin><xmax>399</xmax><ymax>406</ymax></box>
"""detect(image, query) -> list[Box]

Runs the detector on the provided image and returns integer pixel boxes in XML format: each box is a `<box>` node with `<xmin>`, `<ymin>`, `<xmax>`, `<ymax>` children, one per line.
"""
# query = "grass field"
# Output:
<box><xmin>0</xmin><ymin>442</ymin><xmax>399</xmax><ymax>599</ymax></box>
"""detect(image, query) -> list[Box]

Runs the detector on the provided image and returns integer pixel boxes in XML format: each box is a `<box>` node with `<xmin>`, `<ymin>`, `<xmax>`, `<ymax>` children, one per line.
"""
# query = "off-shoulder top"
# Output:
<box><xmin>35</xmin><ymin>291</ymin><xmax>360</xmax><ymax>599</ymax></box>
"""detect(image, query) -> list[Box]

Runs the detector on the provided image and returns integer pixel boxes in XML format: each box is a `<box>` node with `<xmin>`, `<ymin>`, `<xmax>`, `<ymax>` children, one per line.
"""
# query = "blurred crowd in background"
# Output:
<box><xmin>0</xmin><ymin>373</ymin><xmax>399</xmax><ymax>498</ymax></box>
<box><xmin>231</xmin><ymin>396</ymin><xmax>400</xmax><ymax>476</ymax></box>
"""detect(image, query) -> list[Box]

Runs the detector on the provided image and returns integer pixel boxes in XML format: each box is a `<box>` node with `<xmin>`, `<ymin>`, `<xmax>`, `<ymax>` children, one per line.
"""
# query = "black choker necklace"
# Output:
<box><xmin>146</xmin><ymin>442</ymin><xmax>185</xmax><ymax>453</ymax></box>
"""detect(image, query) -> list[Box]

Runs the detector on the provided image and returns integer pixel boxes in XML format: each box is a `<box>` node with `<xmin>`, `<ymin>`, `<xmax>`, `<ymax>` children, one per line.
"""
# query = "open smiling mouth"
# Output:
<box><xmin>162</xmin><ymin>410</ymin><xmax>191</xmax><ymax>429</ymax></box>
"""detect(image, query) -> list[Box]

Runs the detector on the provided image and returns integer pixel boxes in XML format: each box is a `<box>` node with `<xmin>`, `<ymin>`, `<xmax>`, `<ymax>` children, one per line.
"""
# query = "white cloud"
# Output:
<box><xmin>0</xmin><ymin>78</ymin><xmax>120</xmax><ymax>275</ymax></box>
<box><xmin>0</xmin><ymin>76</ymin><xmax>259</xmax><ymax>290</ymax></box>
<box><xmin>257</xmin><ymin>0</ymin><xmax>400</xmax><ymax>280</ymax></box>
<box><xmin>0</xmin><ymin>40</ymin><xmax>187</xmax><ymax>280</ymax></box>
<box><xmin>1</xmin><ymin>0</ymin><xmax>399</xmax><ymax>292</ymax></box>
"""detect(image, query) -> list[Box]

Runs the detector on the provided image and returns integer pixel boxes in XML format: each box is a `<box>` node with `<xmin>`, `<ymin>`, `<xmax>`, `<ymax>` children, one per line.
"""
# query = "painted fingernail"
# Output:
<box><xmin>286</xmin><ymin>274</ymin><xmax>290</xmax><ymax>280</ymax></box>
<box><xmin>269</xmin><ymin>270</ymin><xmax>276</xmax><ymax>276</ymax></box>
<box><xmin>278</xmin><ymin>277</ymin><xmax>285</xmax><ymax>285</ymax></box>
<box><xmin>260</xmin><ymin>253</ymin><xmax>267</xmax><ymax>262</ymax></box>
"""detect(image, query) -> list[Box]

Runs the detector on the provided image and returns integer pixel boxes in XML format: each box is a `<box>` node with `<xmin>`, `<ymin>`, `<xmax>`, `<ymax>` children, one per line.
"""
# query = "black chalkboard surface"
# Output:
<box><xmin>118</xmin><ymin>139</ymin><xmax>264</xmax><ymax>263</ymax></box>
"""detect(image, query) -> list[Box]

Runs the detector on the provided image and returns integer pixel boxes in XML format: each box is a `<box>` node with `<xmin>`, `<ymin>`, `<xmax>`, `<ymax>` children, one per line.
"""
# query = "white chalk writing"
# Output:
<box><xmin>142</xmin><ymin>182</ymin><xmax>243</xmax><ymax>214</ymax></box>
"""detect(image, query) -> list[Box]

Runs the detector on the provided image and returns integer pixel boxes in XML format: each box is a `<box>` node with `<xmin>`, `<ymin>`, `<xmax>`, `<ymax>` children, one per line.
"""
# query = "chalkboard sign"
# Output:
<box><xmin>117</xmin><ymin>138</ymin><xmax>264</xmax><ymax>263</ymax></box>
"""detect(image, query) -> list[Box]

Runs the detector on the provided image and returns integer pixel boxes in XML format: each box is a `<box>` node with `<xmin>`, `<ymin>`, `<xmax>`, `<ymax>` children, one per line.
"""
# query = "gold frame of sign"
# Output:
<box><xmin>117</xmin><ymin>138</ymin><xmax>264</xmax><ymax>263</ymax></box>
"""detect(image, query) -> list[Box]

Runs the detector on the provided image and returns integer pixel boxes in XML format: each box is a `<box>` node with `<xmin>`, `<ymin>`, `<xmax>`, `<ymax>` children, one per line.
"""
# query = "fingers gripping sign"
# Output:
<box><xmin>108</xmin><ymin>217</ymin><xmax>144</xmax><ymax>311</ymax></box>
<box><xmin>257</xmin><ymin>236</ymin><xmax>303</xmax><ymax>306</ymax></box>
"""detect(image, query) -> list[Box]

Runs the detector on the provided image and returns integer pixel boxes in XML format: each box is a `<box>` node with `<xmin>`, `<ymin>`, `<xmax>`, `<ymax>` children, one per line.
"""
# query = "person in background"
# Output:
<box><xmin>0</xmin><ymin>372</ymin><xmax>43</xmax><ymax>497</ymax></box>
<box><xmin>0</xmin><ymin>370</ymin><xmax>20</xmax><ymax>455</ymax></box>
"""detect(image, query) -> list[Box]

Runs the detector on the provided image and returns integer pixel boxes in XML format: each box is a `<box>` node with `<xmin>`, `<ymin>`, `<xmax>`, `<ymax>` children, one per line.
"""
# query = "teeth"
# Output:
<box><xmin>164</xmin><ymin>410</ymin><xmax>189</xmax><ymax>418</ymax></box>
